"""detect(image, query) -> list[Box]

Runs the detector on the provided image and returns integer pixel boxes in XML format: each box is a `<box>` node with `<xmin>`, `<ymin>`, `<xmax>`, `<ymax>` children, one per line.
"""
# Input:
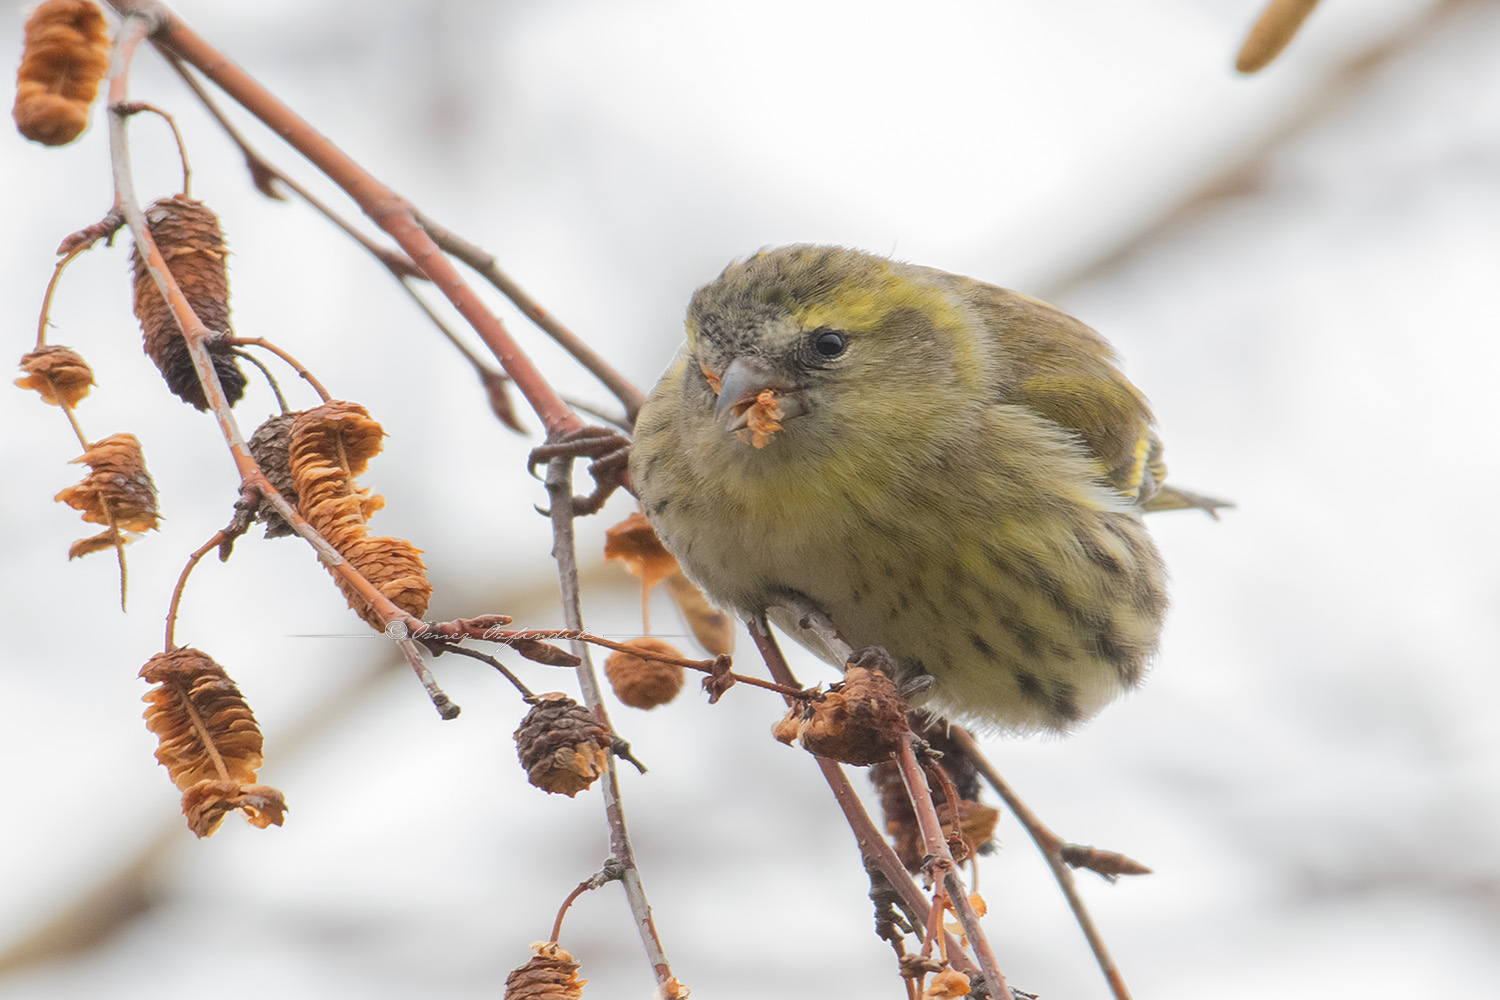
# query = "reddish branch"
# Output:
<box><xmin>104</xmin><ymin>0</ymin><xmax>581</xmax><ymax>438</ymax></box>
<box><xmin>418</xmin><ymin>219</ymin><xmax>647</xmax><ymax>423</ymax></box>
<box><xmin>892</xmin><ymin>736</ymin><xmax>1008</xmax><ymax>995</ymax></box>
<box><xmin>106</xmin><ymin>9</ymin><xmax>455</xmax><ymax>718</ymax></box>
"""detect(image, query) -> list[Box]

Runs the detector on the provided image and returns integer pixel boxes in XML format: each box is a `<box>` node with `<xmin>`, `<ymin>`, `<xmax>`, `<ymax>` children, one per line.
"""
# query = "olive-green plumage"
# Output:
<box><xmin>630</xmin><ymin>245</ymin><xmax>1219</xmax><ymax>731</ymax></box>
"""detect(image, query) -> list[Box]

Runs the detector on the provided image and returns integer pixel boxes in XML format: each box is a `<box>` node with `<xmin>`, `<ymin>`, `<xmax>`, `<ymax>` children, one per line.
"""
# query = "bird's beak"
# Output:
<box><xmin>703</xmin><ymin>357</ymin><xmax>806</xmax><ymax>445</ymax></box>
<box><xmin>710</xmin><ymin>356</ymin><xmax>780</xmax><ymax>424</ymax></box>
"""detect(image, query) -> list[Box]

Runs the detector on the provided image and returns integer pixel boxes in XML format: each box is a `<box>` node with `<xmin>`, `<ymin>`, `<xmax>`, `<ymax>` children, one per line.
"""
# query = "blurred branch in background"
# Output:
<box><xmin>0</xmin><ymin>573</ymin><xmax>577</xmax><ymax>978</ymax></box>
<box><xmin>1050</xmin><ymin>0</ymin><xmax>1478</xmax><ymax>301</ymax></box>
<box><xmin>0</xmin><ymin>653</ymin><xmax>398</xmax><ymax>978</ymax></box>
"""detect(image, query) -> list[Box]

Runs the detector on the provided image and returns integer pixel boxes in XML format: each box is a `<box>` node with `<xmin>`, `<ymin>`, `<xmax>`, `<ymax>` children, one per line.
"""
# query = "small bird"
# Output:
<box><xmin>629</xmin><ymin>245</ymin><xmax>1223</xmax><ymax>731</ymax></box>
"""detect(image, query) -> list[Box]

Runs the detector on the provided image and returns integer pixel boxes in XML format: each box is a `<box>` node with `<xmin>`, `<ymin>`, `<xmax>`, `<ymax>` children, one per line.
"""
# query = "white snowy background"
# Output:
<box><xmin>1</xmin><ymin>1</ymin><xmax>1497</xmax><ymax>998</ymax></box>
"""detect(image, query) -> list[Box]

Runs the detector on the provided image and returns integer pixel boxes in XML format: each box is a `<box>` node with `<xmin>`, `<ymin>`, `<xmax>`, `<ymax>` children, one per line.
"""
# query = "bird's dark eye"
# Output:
<box><xmin>812</xmin><ymin>329</ymin><xmax>847</xmax><ymax>358</ymax></box>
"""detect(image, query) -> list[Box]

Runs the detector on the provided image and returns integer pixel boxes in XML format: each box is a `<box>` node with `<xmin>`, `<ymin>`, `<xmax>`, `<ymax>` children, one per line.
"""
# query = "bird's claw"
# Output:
<box><xmin>527</xmin><ymin>426</ymin><xmax>633</xmax><ymax>516</ymax></box>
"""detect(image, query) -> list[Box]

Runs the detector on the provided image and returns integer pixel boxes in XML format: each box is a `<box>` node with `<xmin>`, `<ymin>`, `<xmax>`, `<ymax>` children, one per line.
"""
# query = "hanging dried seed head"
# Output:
<box><xmin>663</xmin><ymin>571</ymin><xmax>735</xmax><ymax>656</ymax></box>
<box><xmin>287</xmin><ymin>401</ymin><xmax>431</xmax><ymax>629</ymax></box>
<box><xmin>504</xmin><ymin>942</ymin><xmax>586</xmax><ymax>1000</ymax></box>
<box><xmin>604</xmin><ymin>637</ymin><xmax>686</xmax><ymax>710</ymax></box>
<box><xmin>513</xmin><ymin>693</ymin><xmax>611</xmax><ymax>797</ymax></box>
<box><xmin>180</xmin><ymin>780</ymin><xmax>287</xmax><ymax>839</ymax></box>
<box><xmin>775</xmin><ymin>656</ymin><xmax>910</xmax><ymax>766</ymax></box>
<box><xmin>247</xmin><ymin>411</ymin><xmax>300</xmax><ymax>538</ymax></box>
<box><xmin>15</xmin><ymin>344</ymin><xmax>94</xmax><ymax>408</ymax></box>
<box><xmin>139</xmin><ymin>647</ymin><xmax>287</xmax><ymax>837</ymax></box>
<box><xmin>12</xmin><ymin>0</ymin><xmax>110</xmax><ymax>146</ymax></box>
<box><xmin>602</xmin><ymin>513</ymin><xmax>735</xmax><ymax>654</ymax></box>
<box><xmin>54</xmin><ymin>432</ymin><xmax>160</xmax><ymax>560</ymax></box>
<box><xmin>141</xmin><ymin>647</ymin><xmax>264</xmax><ymax>791</ymax></box>
<box><xmin>130</xmin><ymin>195</ymin><xmax>247</xmax><ymax>410</ymax></box>
<box><xmin>923</xmin><ymin>968</ymin><xmax>972</xmax><ymax>999</ymax></box>
<box><xmin>604</xmin><ymin>512</ymin><xmax>680</xmax><ymax>589</ymax></box>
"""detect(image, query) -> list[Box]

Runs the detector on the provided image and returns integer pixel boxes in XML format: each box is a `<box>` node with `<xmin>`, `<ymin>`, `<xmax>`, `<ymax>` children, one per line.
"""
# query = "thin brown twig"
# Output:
<box><xmin>399</xmin><ymin>301</ymin><xmax>625</xmax><ymax>433</ymax></box>
<box><xmin>168</xmin><ymin>53</ymin><xmax>525</xmax><ymax>441</ymax></box>
<box><xmin>893</xmin><ymin>736</ymin><xmax>1007</xmax><ymax>996</ymax></box>
<box><xmin>376</xmin><ymin>279</ymin><xmax>527</xmax><ymax>433</ymax></box>
<box><xmin>533</xmin><ymin>631</ymin><xmax>797</xmax><ymax>696</ymax></box>
<box><xmin>39</xmin><ymin>372</ymin><xmax>91</xmax><ymax>453</ymax></box>
<box><xmin>55</xmin><ymin>208</ymin><xmax>126</xmax><ymax>258</ymax></box>
<box><xmin>165</xmin><ymin>56</ymin><xmax>421</xmax><ymax>276</ymax></box>
<box><xmin>389</xmin><ymin>279</ymin><xmax>497</xmax><ymax>374</ymax></box>
<box><xmin>434</xmin><ymin>642</ymin><xmax>534</xmax><ymax>700</ymax></box>
<box><xmin>106</xmin><ymin>10</ymin><xmax>454</xmax><ymax>718</ymax></box>
<box><xmin>95</xmin><ymin>495</ymin><xmax>128</xmax><ymax>613</ymax></box>
<box><xmin>920</xmin><ymin>885</ymin><xmax>948</xmax><ymax>962</ymax></box>
<box><xmin>922</xmin><ymin>756</ymin><xmax>968</xmax><ymax>863</ymax></box>
<box><xmin>425</xmin><ymin>620</ymin><xmax>806</xmax><ymax>699</ymax></box>
<box><xmin>110</xmin><ymin>1</ymin><xmax>582</xmax><ymax>438</ymax></box>
<box><xmin>36</xmin><ymin>247</ymin><xmax>86</xmax><ymax>349</ymax></box>
<box><xmin>229</xmin><ymin>348</ymin><xmax>288</xmax><ymax>413</ymax></box>
<box><xmin>111</xmin><ymin>100</ymin><xmax>191</xmax><ymax>193</ymax></box>
<box><xmin>543</xmin><ymin>455</ymin><xmax>680</xmax><ymax>994</ymax></box>
<box><xmin>549</xmin><ymin>858</ymin><xmax>626</xmax><ymax>945</ymax></box>
<box><xmin>420</xmin><ymin>218</ymin><xmax>648</xmax><ymax>425</ymax></box>
<box><xmin>951</xmin><ymin>725</ymin><xmax>1136</xmax><ymax>1000</ymax></box>
<box><xmin>163</xmin><ymin>528</ymin><xmax>227</xmax><ymax>651</ymax></box>
<box><xmin>57</xmin><ymin>395</ymin><xmax>89</xmax><ymax>452</ymax></box>
<box><xmin>35</xmin><ymin>246</ymin><xmax>97</xmax><ymax>450</ymax></box>
<box><xmin>395</xmin><ymin>637</ymin><xmax>459</xmax><ymax>719</ymax></box>
<box><xmin>227</xmin><ymin>336</ymin><xmax>332</xmax><ymax>403</ymax></box>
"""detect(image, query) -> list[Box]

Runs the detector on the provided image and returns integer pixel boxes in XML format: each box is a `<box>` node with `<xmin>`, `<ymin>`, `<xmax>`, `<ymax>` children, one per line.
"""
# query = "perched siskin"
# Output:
<box><xmin>630</xmin><ymin>245</ymin><xmax>1222</xmax><ymax>731</ymax></box>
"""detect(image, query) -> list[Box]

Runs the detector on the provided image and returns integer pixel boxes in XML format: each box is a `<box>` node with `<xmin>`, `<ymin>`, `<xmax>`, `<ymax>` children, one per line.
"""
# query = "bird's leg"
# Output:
<box><xmin>527</xmin><ymin>425</ymin><xmax>634</xmax><ymax>515</ymax></box>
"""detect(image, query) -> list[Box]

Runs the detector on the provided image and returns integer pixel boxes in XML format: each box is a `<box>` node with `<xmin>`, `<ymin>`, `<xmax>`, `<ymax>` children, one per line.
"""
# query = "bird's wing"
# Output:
<box><xmin>964</xmin><ymin>282</ymin><xmax>1164</xmax><ymax>503</ymax></box>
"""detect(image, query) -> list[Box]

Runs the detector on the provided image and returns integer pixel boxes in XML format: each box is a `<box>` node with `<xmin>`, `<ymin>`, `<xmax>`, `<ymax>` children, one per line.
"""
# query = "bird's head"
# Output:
<box><xmin>681</xmin><ymin>245</ymin><xmax>990</xmax><ymax>457</ymax></box>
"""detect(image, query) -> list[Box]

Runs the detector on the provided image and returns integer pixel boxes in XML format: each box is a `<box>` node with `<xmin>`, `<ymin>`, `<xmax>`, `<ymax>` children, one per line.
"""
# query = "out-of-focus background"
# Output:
<box><xmin>3</xmin><ymin>1</ymin><xmax>1498</xmax><ymax>997</ymax></box>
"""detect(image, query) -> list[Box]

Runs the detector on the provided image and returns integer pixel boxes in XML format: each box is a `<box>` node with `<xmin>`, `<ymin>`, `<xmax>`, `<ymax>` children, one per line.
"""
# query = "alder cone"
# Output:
<box><xmin>923</xmin><ymin>968</ymin><xmax>972</xmax><ymax>999</ymax></box>
<box><xmin>139</xmin><ymin>647</ymin><xmax>287</xmax><ymax>837</ymax></box>
<box><xmin>54</xmin><ymin>432</ymin><xmax>161</xmax><ymax>559</ymax></box>
<box><xmin>12</xmin><ymin>0</ymin><xmax>109</xmax><ymax>146</ymax></box>
<box><xmin>130</xmin><ymin>196</ymin><xmax>247</xmax><ymax>410</ymax></box>
<box><xmin>513</xmin><ymin>693</ymin><xmax>610</xmax><ymax>797</ymax></box>
<box><xmin>604</xmin><ymin>637</ymin><xmax>686</xmax><ymax>709</ymax></box>
<box><xmin>504</xmin><ymin>943</ymin><xmax>585</xmax><ymax>1000</ymax></box>
<box><xmin>15</xmin><ymin>345</ymin><xmax>94</xmax><ymax>407</ymax></box>
<box><xmin>247</xmin><ymin>412</ymin><xmax>299</xmax><ymax>537</ymax></box>
<box><xmin>180</xmin><ymin>779</ymin><xmax>287</xmax><ymax>839</ymax></box>
<box><xmin>777</xmin><ymin>660</ymin><xmax>909</xmax><ymax>766</ymax></box>
<box><xmin>287</xmin><ymin>402</ymin><xmax>432</xmax><ymax>628</ymax></box>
